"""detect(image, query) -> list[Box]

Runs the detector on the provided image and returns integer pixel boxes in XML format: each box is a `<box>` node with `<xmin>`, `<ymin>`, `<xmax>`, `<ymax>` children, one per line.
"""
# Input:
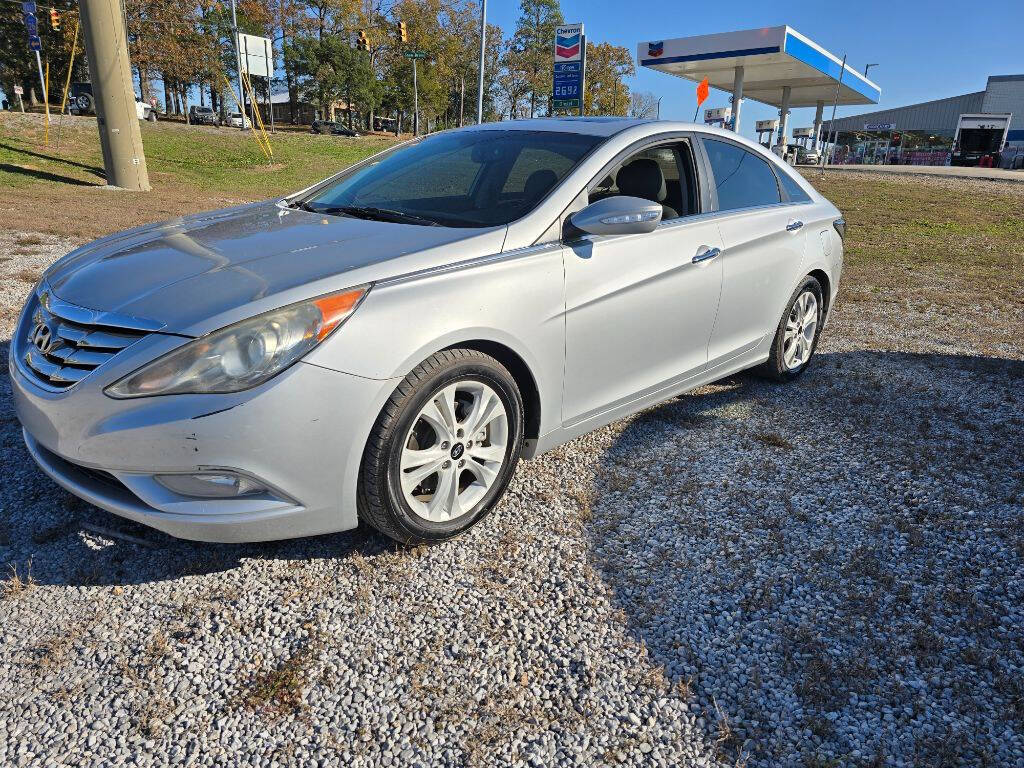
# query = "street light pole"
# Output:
<box><xmin>229</xmin><ymin>0</ymin><xmax>247</xmax><ymax>130</ymax></box>
<box><xmin>863</xmin><ymin>63</ymin><xmax>878</xmax><ymax>78</ymax></box>
<box><xmin>476</xmin><ymin>0</ymin><xmax>486</xmax><ymax>124</ymax></box>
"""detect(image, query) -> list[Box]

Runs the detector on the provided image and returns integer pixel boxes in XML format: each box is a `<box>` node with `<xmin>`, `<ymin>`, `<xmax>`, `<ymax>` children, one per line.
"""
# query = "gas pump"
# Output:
<box><xmin>704</xmin><ymin>107</ymin><xmax>731</xmax><ymax>127</ymax></box>
<box><xmin>756</xmin><ymin>119</ymin><xmax>779</xmax><ymax>149</ymax></box>
<box><xmin>793</xmin><ymin>127</ymin><xmax>813</xmax><ymax>148</ymax></box>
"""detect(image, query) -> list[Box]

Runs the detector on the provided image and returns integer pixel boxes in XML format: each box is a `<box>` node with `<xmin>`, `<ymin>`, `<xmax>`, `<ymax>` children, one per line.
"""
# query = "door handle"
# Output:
<box><xmin>692</xmin><ymin>246</ymin><xmax>721</xmax><ymax>264</ymax></box>
<box><xmin>786</xmin><ymin>219</ymin><xmax>804</xmax><ymax>232</ymax></box>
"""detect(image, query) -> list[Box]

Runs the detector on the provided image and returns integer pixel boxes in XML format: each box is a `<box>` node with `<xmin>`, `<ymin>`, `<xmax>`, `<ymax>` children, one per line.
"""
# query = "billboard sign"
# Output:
<box><xmin>238</xmin><ymin>33</ymin><xmax>274</xmax><ymax>78</ymax></box>
<box><xmin>552</xmin><ymin>23</ymin><xmax>584</xmax><ymax>113</ymax></box>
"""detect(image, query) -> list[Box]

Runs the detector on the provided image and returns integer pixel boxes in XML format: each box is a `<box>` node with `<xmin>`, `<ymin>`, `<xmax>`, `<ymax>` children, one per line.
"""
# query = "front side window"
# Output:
<box><xmin>589</xmin><ymin>141</ymin><xmax>699</xmax><ymax>220</ymax></box>
<box><xmin>303</xmin><ymin>130</ymin><xmax>603</xmax><ymax>228</ymax></box>
<box><xmin>702</xmin><ymin>138</ymin><xmax>781</xmax><ymax>211</ymax></box>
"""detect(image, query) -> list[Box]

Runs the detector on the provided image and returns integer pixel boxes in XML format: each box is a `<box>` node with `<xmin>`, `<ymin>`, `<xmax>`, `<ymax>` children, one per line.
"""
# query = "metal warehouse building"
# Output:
<box><xmin>826</xmin><ymin>74</ymin><xmax>1024</xmax><ymax>166</ymax></box>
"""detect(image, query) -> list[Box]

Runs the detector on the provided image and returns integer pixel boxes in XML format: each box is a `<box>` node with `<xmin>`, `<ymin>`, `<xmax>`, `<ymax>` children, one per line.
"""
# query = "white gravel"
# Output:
<box><xmin>2</xmin><ymin>222</ymin><xmax>1022</xmax><ymax>768</ymax></box>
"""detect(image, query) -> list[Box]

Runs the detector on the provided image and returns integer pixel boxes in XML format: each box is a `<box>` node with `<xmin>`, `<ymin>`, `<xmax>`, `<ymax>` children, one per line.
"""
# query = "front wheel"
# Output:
<box><xmin>358</xmin><ymin>349</ymin><xmax>524</xmax><ymax>544</ymax></box>
<box><xmin>761</xmin><ymin>276</ymin><xmax>824</xmax><ymax>381</ymax></box>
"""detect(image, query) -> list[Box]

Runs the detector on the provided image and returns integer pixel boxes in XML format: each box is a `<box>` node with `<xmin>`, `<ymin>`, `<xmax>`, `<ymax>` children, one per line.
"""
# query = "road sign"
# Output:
<box><xmin>14</xmin><ymin>85</ymin><xmax>24</xmax><ymax>95</ymax></box>
<box><xmin>22</xmin><ymin>1</ymin><xmax>36</xmax><ymax>12</ymax></box>
<box><xmin>403</xmin><ymin>50</ymin><xmax>426</xmax><ymax>59</ymax></box>
<box><xmin>864</xmin><ymin>122</ymin><xmax>895</xmax><ymax>131</ymax></box>
<box><xmin>552</xmin><ymin>23</ymin><xmax>585</xmax><ymax>113</ymax></box>
<box><xmin>238</xmin><ymin>33</ymin><xmax>273</xmax><ymax>78</ymax></box>
<box><xmin>29</xmin><ymin>34</ymin><xmax>41</xmax><ymax>51</ymax></box>
<box><xmin>554</xmin><ymin>24</ymin><xmax>583</xmax><ymax>62</ymax></box>
<box><xmin>24</xmin><ymin>13</ymin><xmax>37</xmax><ymax>34</ymax></box>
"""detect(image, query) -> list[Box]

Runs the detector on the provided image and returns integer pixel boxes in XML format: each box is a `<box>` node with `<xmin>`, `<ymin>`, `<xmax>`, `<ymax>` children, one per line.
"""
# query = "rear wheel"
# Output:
<box><xmin>761</xmin><ymin>276</ymin><xmax>823</xmax><ymax>381</ymax></box>
<box><xmin>358</xmin><ymin>349</ymin><xmax>524</xmax><ymax>544</ymax></box>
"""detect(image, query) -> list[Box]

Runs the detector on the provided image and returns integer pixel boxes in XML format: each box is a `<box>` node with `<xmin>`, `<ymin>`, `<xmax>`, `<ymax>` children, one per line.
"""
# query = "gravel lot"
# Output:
<box><xmin>2</xmin><ymin>177</ymin><xmax>1023</xmax><ymax>768</ymax></box>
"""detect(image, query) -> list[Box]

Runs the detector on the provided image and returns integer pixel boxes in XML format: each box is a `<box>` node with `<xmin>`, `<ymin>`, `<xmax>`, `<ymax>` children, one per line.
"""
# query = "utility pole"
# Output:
<box><xmin>230</xmin><ymin>0</ymin><xmax>247</xmax><ymax>130</ymax></box>
<box><xmin>476</xmin><ymin>0</ymin><xmax>486</xmax><ymax>124</ymax></box>
<box><xmin>79</xmin><ymin>0</ymin><xmax>150</xmax><ymax>190</ymax></box>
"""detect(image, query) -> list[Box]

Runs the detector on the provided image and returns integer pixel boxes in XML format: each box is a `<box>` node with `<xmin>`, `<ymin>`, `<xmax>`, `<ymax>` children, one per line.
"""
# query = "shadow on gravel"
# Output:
<box><xmin>585</xmin><ymin>350</ymin><xmax>1024</xmax><ymax>767</ymax></box>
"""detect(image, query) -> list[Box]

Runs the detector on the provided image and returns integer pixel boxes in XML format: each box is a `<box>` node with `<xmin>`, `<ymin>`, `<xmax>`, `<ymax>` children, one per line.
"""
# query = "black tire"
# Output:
<box><xmin>760</xmin><ymin>275</ymin><xmax>824</xmax><ymax>382</ymax></box>
<box><xmin>358</xmin><ymin>348</ymin><xmax>524</xmax><ymax>544</ymax></box>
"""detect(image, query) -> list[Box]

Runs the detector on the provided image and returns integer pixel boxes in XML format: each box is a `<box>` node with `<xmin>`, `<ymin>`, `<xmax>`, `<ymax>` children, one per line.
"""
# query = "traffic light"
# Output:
<box><xmin>49</xmin><ymin>8</ymin><xmax>60</xmax><ymax>31</ymax></box>
<box><xmin>398</xmin><ymin>21</ymin><xmax>408</xmax><ymax>43</ymax></box>
<box><xmin>357</xmin><ymin>30</ymin><xmax>369</xmax><ymax>51</ymax></box>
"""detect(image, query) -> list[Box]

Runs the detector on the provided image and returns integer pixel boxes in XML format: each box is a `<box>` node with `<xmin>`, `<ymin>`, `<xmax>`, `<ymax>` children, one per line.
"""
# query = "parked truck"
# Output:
<box><xmin>951</xmin><ymin>113</ymin><xmax>1011</xmax><ymax>167</ymax></box>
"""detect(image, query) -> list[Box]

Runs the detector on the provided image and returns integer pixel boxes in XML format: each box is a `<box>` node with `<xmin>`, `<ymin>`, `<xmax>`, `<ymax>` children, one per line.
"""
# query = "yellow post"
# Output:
<box><xmin>60</xmin><ymin>20</ymin><xmax>80</xmax><ymax>115</ymax></box>
<box><xmin>222</xmin><ymin>72</ymin><xmax>271</xmax><ymax>161</ymax></box>
<box><xmin>242</xmin><ymin>71</ymin><xmax>273</xmax><ymax>161</ymax></box>
<box><xmin>55</xmin><ymin>19</ymin><xmax>80</xmax><ymax>151</ymax></box>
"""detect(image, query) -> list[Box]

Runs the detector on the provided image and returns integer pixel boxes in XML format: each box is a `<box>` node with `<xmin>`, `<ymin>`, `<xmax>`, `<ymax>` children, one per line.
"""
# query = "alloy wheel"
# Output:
<box><xmin>783</xmin><ymin>290</ymin><xmax>818</xmax><ymax>371</ymax></box>
<box><xmin>399</xmin><ymin>380</ymin><xmax>509</xmax><ymax>523</ymax></box>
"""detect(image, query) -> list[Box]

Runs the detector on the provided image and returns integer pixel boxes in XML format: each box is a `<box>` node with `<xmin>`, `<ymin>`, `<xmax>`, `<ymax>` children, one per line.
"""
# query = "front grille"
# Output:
<box><xmin>18</xmin><ymin>286</ymin><xmax>161</xmax><ymax>391</ymax></box>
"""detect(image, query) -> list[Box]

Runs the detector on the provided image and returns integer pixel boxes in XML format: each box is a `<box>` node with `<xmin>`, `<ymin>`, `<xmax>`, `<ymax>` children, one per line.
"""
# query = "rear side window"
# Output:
<box><xmin>702</xmin><ymin>138</ymin><xmax>781</xmax><ymax>211</ymax></box>
<box><xmin>777</xmin><ymin>169</ymin><xmax>811</xmax><ymax>203</ymax></box>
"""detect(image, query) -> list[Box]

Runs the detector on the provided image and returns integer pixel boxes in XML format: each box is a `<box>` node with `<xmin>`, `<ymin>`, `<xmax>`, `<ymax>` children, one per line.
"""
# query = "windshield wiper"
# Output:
<box><xmin>306</xmin><ymin>204</ymin><xmax>442</xmax><ymax>227</ymax></box>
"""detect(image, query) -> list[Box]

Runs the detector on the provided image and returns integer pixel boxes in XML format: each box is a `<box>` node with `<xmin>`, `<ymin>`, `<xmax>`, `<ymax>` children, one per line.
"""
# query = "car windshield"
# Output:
<box><xmin>196</xmin><ymin>107</ymin><xmax>212</xmax><ymax>113</ymax></box>
<box><xmin>301</xmin><ymin>130</ymin><xmax>603</xmax><ymax>228</ymax></box>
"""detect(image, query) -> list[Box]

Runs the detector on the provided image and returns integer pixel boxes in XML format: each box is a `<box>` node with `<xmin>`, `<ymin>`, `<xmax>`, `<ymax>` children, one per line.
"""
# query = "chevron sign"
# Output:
<box><xmin>554</xmin><ymin>24</ymin><xmax>583</xmax><ymax>62</ymax></box>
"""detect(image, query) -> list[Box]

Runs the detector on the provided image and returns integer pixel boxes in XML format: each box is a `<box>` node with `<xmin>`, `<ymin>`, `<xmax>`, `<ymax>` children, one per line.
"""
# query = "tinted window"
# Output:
<box><xmin>590</xmin><ymin>142</ymin><xmax>698</xmax><ymax>219</ymax></box>
<box><xmin>703</xmin><ymin>138</ymin><xmax>781</xmax><ymax>211</ymax></box>
<box><xmin>777</xmin><ymin>169</ymin><xmax>811</xmax><ymax>203</ymax></box>
<box><xmin>305</xmin><ymin>131</ymin><xmax>602</xmax><ymax>227</ymax></box>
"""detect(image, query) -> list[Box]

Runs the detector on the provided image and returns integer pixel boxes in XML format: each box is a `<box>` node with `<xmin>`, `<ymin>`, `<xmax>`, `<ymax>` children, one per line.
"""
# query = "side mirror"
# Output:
<box><xmin>569</xmin><ymin>196</ymin><xmax>663</xmax><ymax>237</ymax></box>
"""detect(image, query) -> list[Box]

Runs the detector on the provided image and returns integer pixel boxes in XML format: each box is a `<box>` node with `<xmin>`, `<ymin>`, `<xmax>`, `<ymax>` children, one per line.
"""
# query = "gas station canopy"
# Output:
<box><xmin>638</xmin><ymin>26</ymin><xmax>880</xmax><ymax>108</ymax></box>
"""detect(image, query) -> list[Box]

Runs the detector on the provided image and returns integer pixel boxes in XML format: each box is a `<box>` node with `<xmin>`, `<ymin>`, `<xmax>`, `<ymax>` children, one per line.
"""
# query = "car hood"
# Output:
<box><xmin>44</xmin><ymin>201</ymin><xmax>506</xmax><ymax>336</ymax></box>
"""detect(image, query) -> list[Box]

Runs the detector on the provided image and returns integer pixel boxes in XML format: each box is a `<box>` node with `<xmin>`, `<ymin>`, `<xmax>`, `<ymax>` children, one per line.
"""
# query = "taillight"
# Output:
<box><xmin>833</xmin><ymin>217</ymin><xmax>846</xmax><ymax>241</ymax></box>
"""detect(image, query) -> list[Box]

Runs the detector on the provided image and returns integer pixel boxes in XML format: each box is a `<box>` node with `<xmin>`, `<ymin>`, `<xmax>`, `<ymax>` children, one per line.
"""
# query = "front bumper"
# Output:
<box><xmin>11</xmin><ymin>335</ymin><xmax>398</xmax><ymax>542</ymax></box>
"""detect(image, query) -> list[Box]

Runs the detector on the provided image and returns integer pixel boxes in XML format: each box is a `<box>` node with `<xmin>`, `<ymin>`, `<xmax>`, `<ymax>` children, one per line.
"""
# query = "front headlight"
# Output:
<box><xmin>106</xmin><ymin>285</ymin><xmax>369</xmax><ymax>398</ymax></box>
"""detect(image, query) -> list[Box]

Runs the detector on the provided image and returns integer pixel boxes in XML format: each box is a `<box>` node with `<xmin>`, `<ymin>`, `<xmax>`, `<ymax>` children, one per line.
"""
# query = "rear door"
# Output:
<box><xmin>699</xmin><ymin>137</ymin><xmax>807</xmax><ymax>366</ymax></box>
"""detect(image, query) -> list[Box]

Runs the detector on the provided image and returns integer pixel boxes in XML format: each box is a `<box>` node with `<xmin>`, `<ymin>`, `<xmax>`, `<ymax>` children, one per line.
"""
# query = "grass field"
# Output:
<box><xmin>0</xmin><ymin>112</ymin><xmax>399</xmax><ymax>240</ymax></box>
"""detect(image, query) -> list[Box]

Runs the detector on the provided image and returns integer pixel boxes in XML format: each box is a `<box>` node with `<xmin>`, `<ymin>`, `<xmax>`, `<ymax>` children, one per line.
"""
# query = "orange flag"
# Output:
<box><xmin>696</xmin><ymin>76</ymin><xmax>710</xmax><ymax>107</ymax></box>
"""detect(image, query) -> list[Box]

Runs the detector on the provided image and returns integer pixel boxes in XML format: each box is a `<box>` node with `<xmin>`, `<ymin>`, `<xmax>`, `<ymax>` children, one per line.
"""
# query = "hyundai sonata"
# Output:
<box><xmin>11</xmin><ymin>118</ymin><xmax>844</xmax><ymax>544</ymax></box>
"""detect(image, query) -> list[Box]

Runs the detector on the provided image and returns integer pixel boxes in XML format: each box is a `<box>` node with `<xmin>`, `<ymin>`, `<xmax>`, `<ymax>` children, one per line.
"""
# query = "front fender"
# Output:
<box><xmin>304</xmin><ymin>245</ymin><xmax>566</xmax><ymax>440</ymax></box>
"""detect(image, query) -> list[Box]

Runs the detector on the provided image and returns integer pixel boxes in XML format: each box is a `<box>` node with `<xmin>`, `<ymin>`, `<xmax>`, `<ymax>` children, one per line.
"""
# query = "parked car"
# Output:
<box><xmin>11</xmin><ymin>119</ymin><xmax>844</xmax><ymax>545</ymax></box>
<box><xmin>68</xmin><ymin>82</ymin><xmax>158</xmax><ymax>121</ymax></box>
<box><xmin>311</xmin><ymin>120</ymin><xmax>360</xmax><ymax>137</ymax></box>
<box><xmin>189</xmin><ymin>105</ymin><xmax>218</xmax><ymax>126</ymax></box>
<box><xmin>225</xmin><ymin>112</ymin><xmax>244</xmax><ymax>128</ymax></box>
<box><xmin>795</xmin><ymin>146</ymin><xmax>820</xmax><ymax>165</ymax></box>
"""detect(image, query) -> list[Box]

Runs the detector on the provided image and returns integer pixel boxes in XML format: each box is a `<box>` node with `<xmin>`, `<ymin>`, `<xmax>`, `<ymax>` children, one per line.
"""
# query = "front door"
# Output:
<box><xmin>562</xmin><ymin>141</ymin><xmax>723</xmax><ymax>426</ymax></box>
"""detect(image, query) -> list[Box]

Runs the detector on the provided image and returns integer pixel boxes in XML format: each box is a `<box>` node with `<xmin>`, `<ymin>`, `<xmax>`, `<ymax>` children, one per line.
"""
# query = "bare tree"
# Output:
<box><xmin>629</xmin><ymin>90</ymin><xmax>659</xmax><ymax>119</ymax></box>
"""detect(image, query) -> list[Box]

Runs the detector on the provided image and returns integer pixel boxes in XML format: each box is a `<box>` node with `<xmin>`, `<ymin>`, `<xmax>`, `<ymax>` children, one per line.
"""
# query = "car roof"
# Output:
<box><xmin>466</xmin><ymin>117</ymin><xmax>656</xmax><ymax>137</ymax></box>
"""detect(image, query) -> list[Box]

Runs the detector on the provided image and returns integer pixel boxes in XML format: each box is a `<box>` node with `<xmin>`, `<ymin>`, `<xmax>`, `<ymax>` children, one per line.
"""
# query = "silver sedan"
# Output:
<box><xmin>11</xmin><ymin>118</ymin><xmax>845</xmax><ymax>544</ymax></box>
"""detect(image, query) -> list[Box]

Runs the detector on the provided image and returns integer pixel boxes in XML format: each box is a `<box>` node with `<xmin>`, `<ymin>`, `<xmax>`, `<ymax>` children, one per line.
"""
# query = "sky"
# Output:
<box><xmin>486</xmin><ymin>0</ymin><xmax>1021</xmax><ymax>142</ymax></box>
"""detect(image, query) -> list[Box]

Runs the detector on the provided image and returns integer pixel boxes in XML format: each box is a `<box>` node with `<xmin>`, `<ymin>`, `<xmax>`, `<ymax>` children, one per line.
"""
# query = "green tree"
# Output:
<box><xmin>583</xmin><ymin>41</ymin><xmax>634</xmax><ymax>116</ymax></box>
<box><xmin>511</xmin><ymin>0</ymin><xmax>562</xmax><ymax>117</ymax></box>
<box><xmin>290</xmin><ymin>34</ymin><xmax>378</xmax><ymax>126</ymax></box>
